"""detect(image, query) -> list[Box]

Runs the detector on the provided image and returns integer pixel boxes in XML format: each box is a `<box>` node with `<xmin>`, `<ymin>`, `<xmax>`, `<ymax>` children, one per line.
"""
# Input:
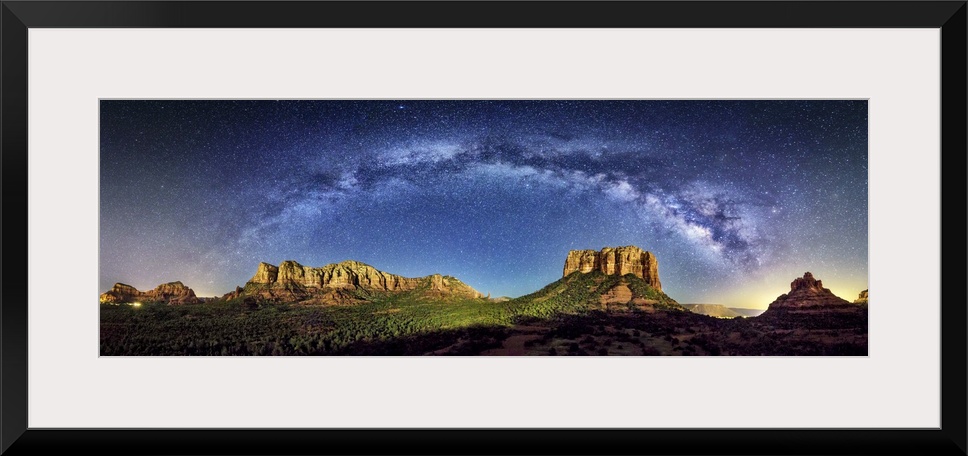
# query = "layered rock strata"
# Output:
<box><xmin>563</xmin><ymin>245</ymin><xmax>661</xmax><ymax>291</ymax></box>
<box><xmin>756</xmin><ymin>272</ymin><xmax>869</xmax><ymax>322</ymax></box>
<box><xmin>226</xmin><ymin>260</ymin><xmax>483</xmax><ymax>304</ymax></box>
<box><xmin>765</xmin><ymin>272</ymin><xmax>851</xmax><ymax>309</ymax></box>
<box><xmin>99</xmin><ymin>281</ymin><xmax>199</xmax><ymax>305</ymax></box>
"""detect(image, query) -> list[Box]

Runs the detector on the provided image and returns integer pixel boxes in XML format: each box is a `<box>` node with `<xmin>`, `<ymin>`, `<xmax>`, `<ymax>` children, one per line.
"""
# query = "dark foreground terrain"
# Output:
<box><xmin>100</xmin><ymin>272</ymin><xmax>867</xmax><ymax>356</ymax></box>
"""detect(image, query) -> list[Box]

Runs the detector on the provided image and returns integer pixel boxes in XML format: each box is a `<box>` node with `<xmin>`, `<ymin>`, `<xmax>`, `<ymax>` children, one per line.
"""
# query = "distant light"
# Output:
<box><xmin>132</xmin><ymin>302</ymin><xmax>142</xmax><ymax>307</ymax></box>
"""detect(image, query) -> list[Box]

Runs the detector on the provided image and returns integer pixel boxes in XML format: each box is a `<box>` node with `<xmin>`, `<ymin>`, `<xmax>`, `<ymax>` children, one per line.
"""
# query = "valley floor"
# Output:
<box><xmin>100</xmin><ymin>272</ymin><xmax>866</xmax><ymax>356</ymax></box>
<box><xmin>100</xmin><ymin>299</ymin><xmax>867</xmax><ymax>356</ymax></box>
<box><xmin>433</xmin><ymin>311</ymin><xmax>867</xmax><ymax>356</ymax></box>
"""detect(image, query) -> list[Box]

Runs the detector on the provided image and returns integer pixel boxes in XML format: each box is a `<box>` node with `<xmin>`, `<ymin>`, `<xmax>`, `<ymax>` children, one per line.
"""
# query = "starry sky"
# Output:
<box><xmin>100</xmin><ymin>100</ymin><xmax>868</xmax><ymax>308</ymax></box>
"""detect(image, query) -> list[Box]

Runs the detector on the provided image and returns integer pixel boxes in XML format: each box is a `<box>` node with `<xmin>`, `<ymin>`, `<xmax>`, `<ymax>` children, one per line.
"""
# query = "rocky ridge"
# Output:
<box><xmin>766</xmin><ymin>272</ymin><xmax>851</xmax><ymax>309</ymax></box>
<box><xmin>224</xmin><ymin>259</ymin><xmax>484</xmax><ymax>305</ymax></box>
<box><xmin>99</xmin><ymin>281</ymin><xmax>199</xmax><ymax>305</ymax></box>
<box><xmin>758</xmin><ymin>272</ymin><xmax>865</xmax><ymax>321</ymax></box>
<box><xmin>563</xmin><ymin>245</ymin><xmax>661</xmax><ymax>291</ymax></box>
<box><xmin>681</xmin><ymin>304</ymin><xmax>742</xmax><ymax>318</ymax></box>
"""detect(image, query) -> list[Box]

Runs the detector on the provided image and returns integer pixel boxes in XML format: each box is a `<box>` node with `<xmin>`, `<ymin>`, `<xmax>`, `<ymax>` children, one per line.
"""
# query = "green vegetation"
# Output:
<box><xmin>101</xmin><ymin>294</ymin><xmax>509</xmax><ymax>356</ymax></box>
<box><xmin>511</xmin><ymin>271</ymin><xmax>683</xmax><ymax>315</ymax></box>
<box><xmin>100</xmin><ymin>272</ymin><xmax>867</xmax><ymax>356</ymax></box>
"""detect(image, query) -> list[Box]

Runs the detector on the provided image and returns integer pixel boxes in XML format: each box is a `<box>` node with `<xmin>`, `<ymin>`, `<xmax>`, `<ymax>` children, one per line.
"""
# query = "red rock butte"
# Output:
<box><xmin>765</xmin><ymin>272</ymin><xmax>852</xmax><ymax>309</ymax></box>
<box><xmin>99</xmin><ymin>281</ymin><xmax>199</xmax><ymax>305</ymax></box>
<box><xmin>248</xmin><ymin>260</ymin><xmax>428</xmax><ymax>292</ymax></box>
<box><xmin>563</xmin><ymin>245</ymin><xmax>662</xmax><ymax>291</ymax></box>
<box><xmin>224</xmin><ymin>259</ymin><xmax>484</xmax><ymax>304</ymax></box>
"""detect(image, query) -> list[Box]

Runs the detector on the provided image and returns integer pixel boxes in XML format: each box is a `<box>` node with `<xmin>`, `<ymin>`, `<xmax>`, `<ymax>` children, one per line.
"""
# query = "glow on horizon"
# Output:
<box><xmin>699</xmin><ymin>272</ymin><xmax>868</xmax><ymax>310</ymax></box>
<box><xmin>123</xmin><ymin>266</ymin><xmax>868</xmax><ymax>311</ymax></box>
<box><xmin>100</xmin><ymin>100</ymin><xmax>867</xmax><ymax>305</ymax></box>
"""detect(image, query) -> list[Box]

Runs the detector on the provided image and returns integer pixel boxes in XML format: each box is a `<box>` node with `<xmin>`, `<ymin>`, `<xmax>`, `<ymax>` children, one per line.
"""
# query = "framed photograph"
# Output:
<box><xmin>2</xmin><ymin>1</ymin><xmax>965</xmax><ymax>455</ymax></box>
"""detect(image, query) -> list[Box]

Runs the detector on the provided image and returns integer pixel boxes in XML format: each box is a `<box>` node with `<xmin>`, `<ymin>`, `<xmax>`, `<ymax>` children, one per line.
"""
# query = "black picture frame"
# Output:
<box><xmin>2</xmin><ymin>1</ymin><xmax>965</xmax><ymax>455</ymax></box>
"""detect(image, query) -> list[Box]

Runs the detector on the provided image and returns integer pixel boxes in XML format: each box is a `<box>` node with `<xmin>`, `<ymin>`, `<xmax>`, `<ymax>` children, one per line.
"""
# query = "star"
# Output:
<box><xmin>100</xmin><ymin>100</ymin><xmax>868</xmax><ymax>306</ymax></box>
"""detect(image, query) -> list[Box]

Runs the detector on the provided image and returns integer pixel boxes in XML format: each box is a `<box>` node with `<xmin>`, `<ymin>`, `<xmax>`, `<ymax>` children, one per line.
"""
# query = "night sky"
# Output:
<box><xmin>100</xmin><ymin>100</ymin><xmax>868</xmax><ymax>308</ymax></box>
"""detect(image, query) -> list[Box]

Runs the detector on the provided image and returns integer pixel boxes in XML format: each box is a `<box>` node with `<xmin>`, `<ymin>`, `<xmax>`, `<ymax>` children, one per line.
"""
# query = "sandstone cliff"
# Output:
<box><xmin>563</xmin><ymin>245</ymin><xmax>661</xmax><ymax>291</ymax></box>
<box><xmin>99</xmin><ymin>281</ymin><xmax>199</xmax><ymax>305</ymax></box>
<box><xmin>765</xmin><ymin>272</ymin><xmax>851</xmax><ymax>309</ymax></box>
<box><xmin>681</xmin><ymin>304</ymin><xmax>742</xmax><ymax>318</ymax></box>
<box><xmin>854</xmin><ymin>289</ymin><xmax>868</xmax><ymax>304</ymax></box>
<box><xmin>756</xmin><ymin>272</ymin><xmax>864</xmax><ymax>321</ymax></box>
<box><xmin>227</xmin><ymin>260</ymin><xmax>484</xmax><ymax>305</ymax></box>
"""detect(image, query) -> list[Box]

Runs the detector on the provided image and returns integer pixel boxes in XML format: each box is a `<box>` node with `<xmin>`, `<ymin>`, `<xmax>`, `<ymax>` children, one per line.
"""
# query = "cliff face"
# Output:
<box><xmin>681</xmin><ymin>304</ymin><xmax>742</xmax><ymax>319</ymax></box>
<box><xmin>249</xmin><ymin>260</ymin><xmax>425</xmax><ymax>291</ymax></box>
<box><xmin>854</xmin><ymin>289</ymin><xmax>868</xmax><ymax>304</ymax></box>
<box><xmin>250</xmin><ymin>262</ymin><xmax>278</xmax><ymax>284</ymax></box>
<box><xmin>563</xmin><ymin>246</ymin><xmax>661</xmax><ymax>291</ymax></box>
<box><xmin>756</xmin><ymin>272</ymin><xmax>865</xmax><ymax>322</ymax></box>
<box><xmin>99</xmin><ymin>281</ymin><xmax>199</xmax><ymax>305</ymax></box>
<box><xmin>229</xmin><ymin>260</ymin><xmax>483</xmax><ymax>304</ymax></box>
<box><xmin>765</xmin><ymin>272</ymin><xmax>851</xmax><ymax>309</ymax></box>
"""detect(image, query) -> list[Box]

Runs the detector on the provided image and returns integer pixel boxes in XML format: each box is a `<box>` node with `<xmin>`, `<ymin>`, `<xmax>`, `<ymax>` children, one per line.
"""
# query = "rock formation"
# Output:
<box><xmin>598</xmin><ymin>283</ymin><xmax>665</xmax><ymax>312</ymax></box>
<box><xmin>227</xmin><ymin>259</ymin><xmax>484</xmax><ymax>304</ymax></box>
<box><xmin>99</xmin><ymin>281</ymin><xmax>199</xmax><ymax>305</ymax></box>
<box><xmin>854</xmin><ymin>289</ymin><xmax>868</xmax><ymax>304</ymax></box>
<box><xmin>681</xmin><ymin>304</ymin><xmax>742</xmax><ymax>318</ymax></box>
<box><xmin>765</xmin><ymin>272</ymin><xmax>851</xmax><ymax>309</ymax></box>
<box><xmin>756</xmin><ymin>272</ymin><xmax>865</xmax><ymax>322</ymax></box>
<box><xmin>563</xmin><ymin>245</ymin><xmax>661</xmax><ymax>291</ymax></box>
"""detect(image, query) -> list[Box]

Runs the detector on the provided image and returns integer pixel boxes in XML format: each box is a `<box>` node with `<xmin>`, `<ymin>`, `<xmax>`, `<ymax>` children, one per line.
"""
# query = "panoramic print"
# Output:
<box><xmin>100</xmin><ymin>100</ymin><xmax>868</xmax><ymax>356</ymax></box>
